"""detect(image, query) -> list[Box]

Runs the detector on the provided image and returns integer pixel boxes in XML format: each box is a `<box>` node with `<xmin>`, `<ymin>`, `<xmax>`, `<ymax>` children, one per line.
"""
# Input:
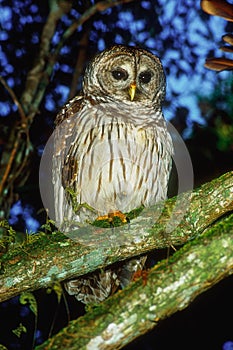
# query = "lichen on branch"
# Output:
<box><xmin>0</xmin><ymin>171</ymin><xmax>232</xmax><ymax>303</ymax></box>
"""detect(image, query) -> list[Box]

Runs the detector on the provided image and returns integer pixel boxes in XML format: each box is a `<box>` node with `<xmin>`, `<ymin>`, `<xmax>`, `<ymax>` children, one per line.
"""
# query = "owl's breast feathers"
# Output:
<box><xmin>53</xmin><ymin>100</ymin><xmax>173</xmax><ymax>226</ymax></box>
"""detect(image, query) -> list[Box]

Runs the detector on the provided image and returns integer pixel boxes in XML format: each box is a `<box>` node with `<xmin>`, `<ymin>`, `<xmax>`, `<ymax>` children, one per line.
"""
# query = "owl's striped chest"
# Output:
<box><xmin>63</xmin><ymin>106</ymin><xmax>172</xmax><ymax>214</ymax></box>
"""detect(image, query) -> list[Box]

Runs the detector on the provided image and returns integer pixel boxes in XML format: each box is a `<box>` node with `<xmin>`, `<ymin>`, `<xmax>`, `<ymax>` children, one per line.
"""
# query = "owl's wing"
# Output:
<box><xmin>52</xmin><ymin>94</ymin><xmax>84</xmax><ymax>230</ymax></box>
<box><xmin>55</xmin><ymin>94</ymin><xmax>84</xmax><ymax>125</ymax></box>
<box><xmin>64</xmin><ymin>269</ymin><xmax>120</xmax><ymax>304</ymax></box>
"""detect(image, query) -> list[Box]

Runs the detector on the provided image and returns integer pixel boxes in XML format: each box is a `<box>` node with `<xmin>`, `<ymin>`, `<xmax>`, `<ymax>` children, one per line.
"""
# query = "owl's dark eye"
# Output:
<box><xmin>111</xmin><ymin>69</ymin><xmax>128</xmax><ymax>81</ymax></box>
<box><xmin>139</xmin><ymin>70</ymin><xmax>153</xmax><ymax>84</ymax></box>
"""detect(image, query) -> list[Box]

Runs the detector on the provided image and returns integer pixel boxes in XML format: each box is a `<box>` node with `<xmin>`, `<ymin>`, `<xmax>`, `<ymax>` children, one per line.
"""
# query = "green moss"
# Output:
<box><xmin>165</xmin><ymin>212</ymin><xmax>233</xmax><ymax>265</ymax></box>
<box><xmin>0</xmin><ymin>228</ymin><xmax>69</xmax><ymax>265</ymax></box>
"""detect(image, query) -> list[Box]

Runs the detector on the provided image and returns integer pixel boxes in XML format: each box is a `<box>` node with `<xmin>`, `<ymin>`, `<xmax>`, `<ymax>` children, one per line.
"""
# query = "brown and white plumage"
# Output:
<box><xmin>52</xmin><ymin>45</ymin><xmax>173</xmax><ymax>304</ymax></box>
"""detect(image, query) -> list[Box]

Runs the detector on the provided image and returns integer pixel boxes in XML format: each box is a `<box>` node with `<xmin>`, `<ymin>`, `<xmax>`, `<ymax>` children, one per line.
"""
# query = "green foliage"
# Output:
<box><xmin>40</xmin><ymin>219</ymin><xmax>57</xmax><ymax>233</ymax></box>
<box><xmin>199</xmin><ymin>78</ymin><xmax>233</xmax><ymax>152</ymax></box>
<box><xmin>12</xmin><ymin>323</ymin><xmax>27</xmax><ymax>338</ymax></box>
<box><xmin>46</xmin><ymin>282</ymin><xmax>63</xmax><ymax>304</ymax></box>
<box><xmin>0</xmin><ymin>220</ymin><xmax>49</xmax><ymax>254</ymax></box>
<box><xmin>0</xmin><ymin>220</ymin><xmax>16</xmax><ymax>250</ymax></box>
<box><xmin>215</xmin><ymin>118</ymin><xmax>233</xmax><ymax>151</ymax></box>
<box><xmin>19</xmin><ymin>292</ymin><xmax>38</xmax><ymax>316</ymax></box>
<box><xmin>19</xmin><ymin>292</ymin><xmax>38</xmax><ymax>349</ymax></box>
<box><xmin>65</xmin><ymin>187</ymin><xmax>98</xmax><ymax>216</ymax></box>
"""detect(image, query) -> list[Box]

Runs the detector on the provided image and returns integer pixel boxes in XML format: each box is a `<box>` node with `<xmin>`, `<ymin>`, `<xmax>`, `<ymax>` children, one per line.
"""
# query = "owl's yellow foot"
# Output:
<box><xmin>96</xmin><ymin>211</ymin><xmax>128</xmax><ymax>226</ymax></box>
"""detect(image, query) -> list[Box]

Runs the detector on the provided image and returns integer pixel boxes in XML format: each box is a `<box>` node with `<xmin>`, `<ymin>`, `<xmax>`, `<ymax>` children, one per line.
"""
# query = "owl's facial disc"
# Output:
<box><xmin>87</xmin><ymin>48</ymin><xmax>165</xmax><ymax>105</ymax></box>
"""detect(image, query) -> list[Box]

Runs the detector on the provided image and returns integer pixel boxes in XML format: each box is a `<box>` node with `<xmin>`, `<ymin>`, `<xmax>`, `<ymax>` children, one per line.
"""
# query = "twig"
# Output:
<box><xmin>0</xmin><ymin>137</ymin><xmax>19</xmax><ymax>197</ymax></box>
<box><xmin>0</xmin><ymin>76</ymin><xmax>27</xmax><ymax>125</ymax></box>
<box><xmin>68</xmin><ymin>30</ymin><xmax>90</xmax><ymax>99</ymax></box>
<box><xmin>0</xmin><ymin>77</ymin><xmax>30</xmax><ymax>196</ymax></box>
<box><xmin>53</xmin><ymin>0</ymin><xmax>135</xmax><ymax>58</ymax></box>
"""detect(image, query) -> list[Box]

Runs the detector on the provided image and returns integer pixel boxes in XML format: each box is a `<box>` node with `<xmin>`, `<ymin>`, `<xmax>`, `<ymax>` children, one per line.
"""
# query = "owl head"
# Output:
<box><xmin>83</xmin><ymin>45</ymin><xmax>166</xmax><ymax>107</ymax></box>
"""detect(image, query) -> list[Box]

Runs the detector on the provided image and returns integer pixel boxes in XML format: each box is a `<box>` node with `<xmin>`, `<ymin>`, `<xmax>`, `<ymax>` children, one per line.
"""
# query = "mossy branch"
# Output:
<box><xmin>0</xmin><ymin>171</ymin><xmax>232</xmax><ymax>303</ymax></box>
<box><xmin>35</xmin><ymin>212</ymin><xmax>233</xmax><ymax>349</ymax></box>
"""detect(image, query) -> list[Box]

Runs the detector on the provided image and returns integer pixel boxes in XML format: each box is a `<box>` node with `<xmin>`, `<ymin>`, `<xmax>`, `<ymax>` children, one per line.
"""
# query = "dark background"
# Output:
<box><xmin>0</xmin><ymin>0</ymin><xmax>233</xmax><ymax>349</ymax></box>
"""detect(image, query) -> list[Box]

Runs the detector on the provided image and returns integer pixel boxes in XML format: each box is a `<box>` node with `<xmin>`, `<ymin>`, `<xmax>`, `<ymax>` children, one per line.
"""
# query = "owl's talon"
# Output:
<box><xmin>96</xmin><ymin>211</ymin><xmax>128</xmax><ymax>226</ymax></box>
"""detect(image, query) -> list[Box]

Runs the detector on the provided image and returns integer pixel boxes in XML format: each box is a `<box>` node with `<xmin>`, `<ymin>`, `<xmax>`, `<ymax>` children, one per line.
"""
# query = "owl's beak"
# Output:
<box><xmin>129</xmin><ymin>82</ymin><xmax>137</xmax><ymax>101</ymax></box>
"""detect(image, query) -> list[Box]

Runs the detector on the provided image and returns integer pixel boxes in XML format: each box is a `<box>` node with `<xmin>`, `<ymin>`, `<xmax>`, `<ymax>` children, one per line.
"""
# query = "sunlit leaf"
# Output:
<box><xmin>0</xmin><ymin>344</ymin><xmax>8</xmax><ymax>350</ymax></box>
<box><xmin>19</xmin><ymin>292</ymin><xmax>38</xmax><ymax>316</ymax></box>
<box><xmin>47</xmin><ymin>282</ymin><xmax>63</xmax><ymax>303</ymax></box>
<box><xmin>12</xmin><ymin>323</ymin><xmax>27</xmax><ymax>338</ymax></box>
<box><xmin>201</xmin><ymin>0</ymin><xmax>233</xmax><ymax>21</ymax></box>
<box><xmin>204</xmin><ymin>57</ymin><xmax>233</xmax><ymax>71</ymax></box>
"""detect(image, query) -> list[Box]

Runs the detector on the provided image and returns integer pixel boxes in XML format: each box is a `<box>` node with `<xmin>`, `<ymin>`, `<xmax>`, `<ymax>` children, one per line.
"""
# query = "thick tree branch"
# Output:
<box><xmin>0</xmin><ymin>172</ymin><xmax>232</xmax><ymax>303</ymax></box>
<box><xmin>36</xmin><ymin>212</ymin><xmax>233</xmax><ymax>350</ymax></box>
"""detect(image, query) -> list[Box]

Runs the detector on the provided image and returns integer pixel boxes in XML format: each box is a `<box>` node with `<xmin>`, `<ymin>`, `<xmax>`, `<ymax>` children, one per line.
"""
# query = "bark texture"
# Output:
<box><xmin>0</xmin><ymin>172</ymin><xmax>232</xmax><ymax>303</ymax></box>
<box><xmin>35</xmin><ymin>211</ymin><xmax>233</xmax><ymax>349</ymax></box>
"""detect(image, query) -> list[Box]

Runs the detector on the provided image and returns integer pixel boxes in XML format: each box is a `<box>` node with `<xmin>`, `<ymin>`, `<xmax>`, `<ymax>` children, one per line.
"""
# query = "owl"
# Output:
<box><xmin>52</xmin><ymin>45</ymin><xmax>173</xmax><ymax>304</ymax></box>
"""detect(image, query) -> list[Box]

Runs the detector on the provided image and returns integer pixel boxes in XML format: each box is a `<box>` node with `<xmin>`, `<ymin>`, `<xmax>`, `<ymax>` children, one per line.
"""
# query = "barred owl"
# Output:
<box><xmin>52</xmin><ymin>45</ymin><xmax>173</xmax><ymax>304</ymax></box>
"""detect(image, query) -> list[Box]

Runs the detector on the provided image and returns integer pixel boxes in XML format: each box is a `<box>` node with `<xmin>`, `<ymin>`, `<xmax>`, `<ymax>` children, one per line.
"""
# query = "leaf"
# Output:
<box><xmin>219</xmin><ymin>46</ymin><xmax>233</xmax><ymax>53</ymax></box>
<box><xmin>204</xmin><ymin>58</ymin><xmax>233</xmax><ymax>71</ymax></box>
<box><xmin>19</xmin><ymin>292</ymin><xmax>37</xmax><ymax>316</ymax></box>
<box><xmin>201</xmin><ymin>0</ymin><xmax>233</xmax><ymax>22</ymax></box>
<box><xmin>47</xmin><ymin>282</ymin><xmax>63</xmax><ymax>303</ymax></box>
<box><xmin>0</xmin><ymin>345</ymin><xmax>8</xmax><ymax>350</ymax></box>
<box><xmin>222</xmin><ymin>34</ymin><xmax>233</xmax><ymax>45</ymax></box>
<box><xmin>12</xmin><ymin>323</ymin><xmax>27</xmax><ymax>338</ymax></box>
<box><xmin>40</xmin><ymin>219</ymin><xmax>56</xmax><ymax>232</ymax></box>
<box><xmin>0</xmin><ymin>220</ymin><xmax>9</xmax><ymax>228</ymax></box>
